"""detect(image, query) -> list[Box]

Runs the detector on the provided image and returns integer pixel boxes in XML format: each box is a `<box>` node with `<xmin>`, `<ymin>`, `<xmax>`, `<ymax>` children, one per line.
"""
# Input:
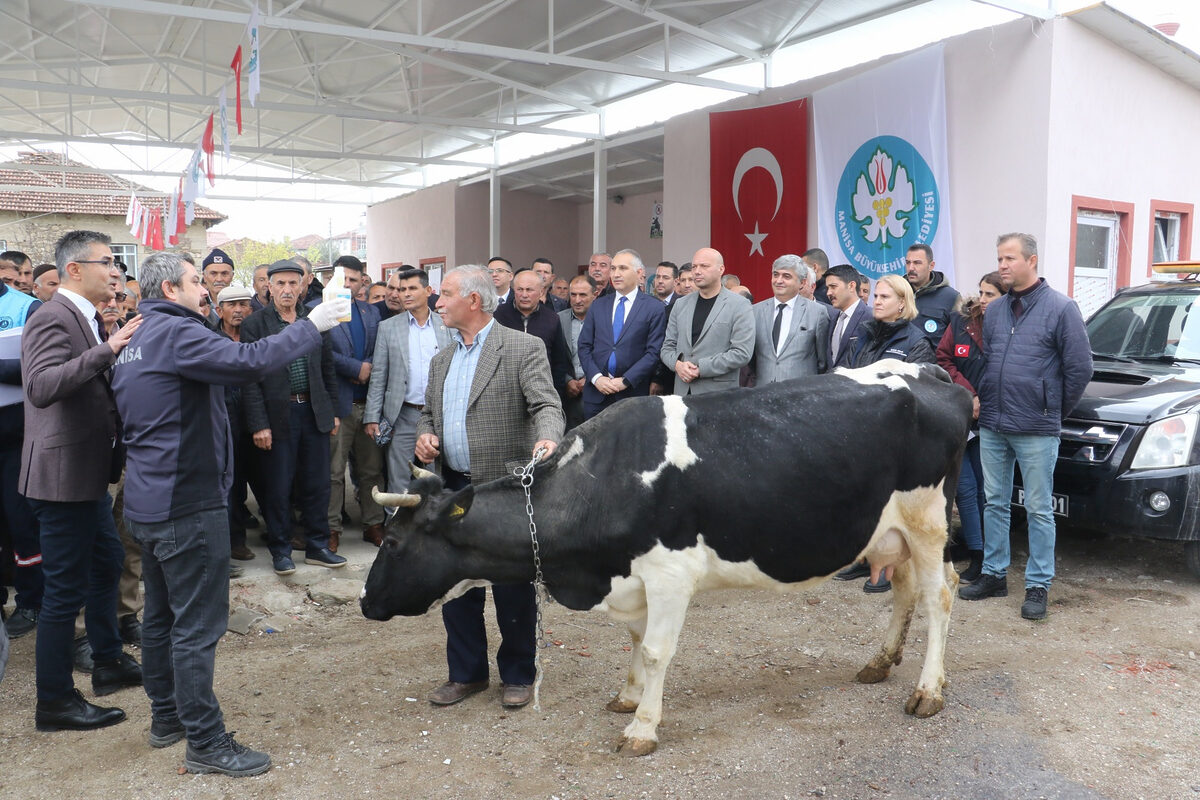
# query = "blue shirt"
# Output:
<box><xmin>441</xmin><ymin>319</ymin><xmax>494</xmax><ymax>473</ymax></box>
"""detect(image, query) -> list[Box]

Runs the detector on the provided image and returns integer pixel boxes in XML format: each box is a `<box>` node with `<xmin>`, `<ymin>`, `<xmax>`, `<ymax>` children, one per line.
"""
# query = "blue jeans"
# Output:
<box><xmin>955</xmin><ymin>437</ymin><xmax>985</xmax><ymax>551</ymax></box>
<box><xmin>29</xmin><ymin>497</ymin><xmax>124</xmax><ymax>702</ymax></box>
<box><xmin>129</xmin><ymin>508</ymin><xmax>230</xmax><ymax>747</ymax></box>
<box><xmin>979</xmin><ymin>428</ymin><xmax>1059</xmax><ymax>589</ymax></box>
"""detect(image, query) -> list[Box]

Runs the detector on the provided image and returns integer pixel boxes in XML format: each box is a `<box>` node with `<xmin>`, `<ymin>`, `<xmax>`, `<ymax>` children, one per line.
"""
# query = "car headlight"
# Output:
<box><xmin>1130</xmin><ymin>412</ymin><xmax>1199</xmax><ymax>470</ymax></box>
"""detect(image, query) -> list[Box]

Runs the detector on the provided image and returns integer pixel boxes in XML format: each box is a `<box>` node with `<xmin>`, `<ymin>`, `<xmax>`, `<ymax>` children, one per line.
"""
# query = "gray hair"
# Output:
<box><xmin>447</xmin><ymin>264</ymin><xmax>498</xmax><ymax>314</ymax></box>
<box><xmin>997</xmin><ymin>232</ymin><xmax>1038</xmax><ymax>259</ymax></box>
<box><xmin>773</xmin><ymin>253</ymin><xmax>813</xmax><ymax>283</ymax></box>
<box><xmin>613</xmin><ymin>248</ymin><xmax>644</xmax><ymax>272</ymax></box>
<box><xmin>139</xmin><ymin>252</ymin><xmax>189</xmax><ymax>300</ymax></box>
<box><xmin>54</xmin><ymin>230</ymin><xmax>111</xmax><ymax>277</ymax></box>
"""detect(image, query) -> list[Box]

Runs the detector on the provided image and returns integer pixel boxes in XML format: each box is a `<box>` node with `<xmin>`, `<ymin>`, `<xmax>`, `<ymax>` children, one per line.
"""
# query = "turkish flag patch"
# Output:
<box><xmin>954</xmin><ymin>344</ymin><xmax>970</xmax><ymax>357</ymax></box>
<box><xmin>710</xmin><ymin>99</ymin><xmax>809</xmax><ymax>304</ymax></box>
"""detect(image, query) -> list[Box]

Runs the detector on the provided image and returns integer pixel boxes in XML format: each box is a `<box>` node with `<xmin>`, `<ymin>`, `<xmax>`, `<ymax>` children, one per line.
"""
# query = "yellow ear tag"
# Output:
<box><xmin>449</xmin><ymin>504</ymin><xmax>466</xmax><ymax>519</ymax></box>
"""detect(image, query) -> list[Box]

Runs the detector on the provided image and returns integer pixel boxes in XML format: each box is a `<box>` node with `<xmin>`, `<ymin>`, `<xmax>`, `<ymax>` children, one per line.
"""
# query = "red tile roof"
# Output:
<box><xmin>0</xmin><ymin>151</ymin><xmax>225</xmax><ymax>222</ymax></box>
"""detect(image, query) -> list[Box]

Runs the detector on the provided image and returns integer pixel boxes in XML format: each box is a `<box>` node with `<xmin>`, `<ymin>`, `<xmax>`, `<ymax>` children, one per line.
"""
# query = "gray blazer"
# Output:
<box><xmin>20</xmin><ymin>292</ymin><xmax>121</xmax><ymax>501</ymax></box>
<box><xmin>417</xmin><ymin>322</ymin><xmax>564</xmax><ymax>483</ymax></box>
<box><xmin>750</xmin><ymin>295</ymin><xmax>830</xmax><ymax>383</ymax></box>
<box><xmin>659</xmin><ymin>288</ymin><xmax>754</xmax><ymax>396</ymax></box>
<box><xmin>557</xmin><ymin>307</ymin><xmax>586</xmax><ymax>379</ymax></box>
<box><xmin>364</xmin><ymin>310</ymin><xmax>452</xmax><ymax>428</ymax></box>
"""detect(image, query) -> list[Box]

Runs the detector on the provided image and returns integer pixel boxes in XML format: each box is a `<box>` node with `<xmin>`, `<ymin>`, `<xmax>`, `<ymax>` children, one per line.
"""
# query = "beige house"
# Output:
<box><xmin>0</xmin><ymin>151</ymin><xmax>225</xmax><ymax>274</ymax></box>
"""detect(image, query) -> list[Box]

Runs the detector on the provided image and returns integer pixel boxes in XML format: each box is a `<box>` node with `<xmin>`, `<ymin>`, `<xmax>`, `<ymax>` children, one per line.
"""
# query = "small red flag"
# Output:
<box><xmin>230</xmin><ymin>46</ymin><xmax>243</xmax><ymax>134</ymax></box>
<box><xmin>150</xmin><ymin>208</ymin><xmax>164</xmax><ymax>251</ymax></box>
<box><xmin>201</xmin><ymin>114</ymin><xmax>215</xmax><ymax>186</ymax></box>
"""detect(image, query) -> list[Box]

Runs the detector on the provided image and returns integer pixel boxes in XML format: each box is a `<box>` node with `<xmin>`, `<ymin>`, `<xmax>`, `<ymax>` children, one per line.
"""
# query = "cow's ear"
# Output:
<box><xmin>440</xmin><ymin>486</ymin><xmax>475</xmax><ymax>524</ymax></box>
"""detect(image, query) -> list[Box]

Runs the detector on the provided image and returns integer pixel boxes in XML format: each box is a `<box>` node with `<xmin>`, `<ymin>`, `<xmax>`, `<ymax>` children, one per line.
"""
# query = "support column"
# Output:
<box><xmin>489</xmin><ymin>168</ymin><xmax>501</xmax><ymax>256</ymax></box>
<box><xmin>592</xmin><ymin>140</ymin><xmax>607</xmax><ymax>254</ymax></box>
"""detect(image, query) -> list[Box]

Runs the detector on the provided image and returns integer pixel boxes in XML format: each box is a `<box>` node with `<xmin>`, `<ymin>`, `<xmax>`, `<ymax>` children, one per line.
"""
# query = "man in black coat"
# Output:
<box><xmin>240</xmin><ymin>260</ymin><xmax>345</xmax><ymax>576</ymax></box>
<box><xmin>493</xmin><ymin>268</ymin><xmax>571</xmax><ymax>395</ymax></box>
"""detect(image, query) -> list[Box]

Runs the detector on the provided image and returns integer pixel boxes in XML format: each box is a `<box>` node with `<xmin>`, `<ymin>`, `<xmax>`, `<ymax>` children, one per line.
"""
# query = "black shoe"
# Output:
<box><xmin>118</xmin><ymin>614</ymin><xmax>141</xmax><ymax>646</ymax></box>
<box><xmin>245</xmin><ymin>515</ymin><xmax>261</xmax><ymax>530</ymax></box>
<box><xmin>5</xmin><ymin>606</ymin><xmax>39</xmax><ymax>639</ymax></box>
<box><xmin>863</xmin><ymin>576</ymin><xmax>891</xmax><ymax>593</ymax></box>
<box><xmin>959</xmin><ymin>550</ymin><xmax>984</xmax><ymax>584</ymax></box>
<box><xmin>958</xmin><ymin>573</ymin><xmax>1008</xmax><ymax>600</ymax></box>
<box><xmin>185</xmin><ymin>732</ymin><xmax>272</xmax><ymax>777</ymax></box>
<box><xmin>35</xmin><ymin>689</ymin><xmax>126</xmax><ymax>732</ymax></box>
<box><xmin>93</xmin><ymin>651</ymin><xmax>143</xmax><ymax>696</ymax></box>
<box><xmin>1021</xmin><ymin>587</ymin><xmax>1049</xmax><ymax>620</ymax></box>
<box><xmin>73</xmin><ymin>635</ymin><xmax>94</xmax><ymax>674</ymax></box>
<box><xmin>229</xmin><ymin>563</ymin><xmax>245</xmax><ymax>579</ymax></box>
<box><xmin>304</xmin><ymin>548</ymin><xmax>347</xmax><ymax>568</ymax></box>
<box><xmin>272</xmin><ymin>555</ymin><xmax>296</xmax><ymax>576</ymax></box>
<box><xmin>833</xmin><ymin>561</ymin><xmax>870</xmax><ymax>581</ymax></box>
<box><xmin>149</xmin><ymin>716</ymin><xmax>187</xmax><ymax>748</ymax></box>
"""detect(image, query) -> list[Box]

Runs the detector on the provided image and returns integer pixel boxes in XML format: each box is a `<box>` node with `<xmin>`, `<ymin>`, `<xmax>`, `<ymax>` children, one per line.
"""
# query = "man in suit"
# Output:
<box><xmin>21</xmin><ymin>230</ymin><xmax>144</xmax><ymax>732</ymax></box>
<box><xmin>364</xmin><ymin>268</ymin><xmax>452</xmax><ymax>494</ymax></box>
<box><xmin>651</xmin><ymin>261</ymin><xmax>677</xmax><ymax>305</ymax></box>
<box><xmin>487</xmin><ymin>256</ymin><xmax>514</xmax><ymax>305</ymax></box>
<box><xmin>414</xmin><ymin>265</ymin><xmax>563</xmax><ymax>711</ymax></box>
<box><xmin>577</xmin><ymin>248</ymin><xmax>667</xmax><ymax>419</ymax></box>
<box><xmin>241</xmin><ymin>260</ymin><xmax>346</xmax><ymax>576</ymax></box>
<box><xmin>588</xmin><ymin>252</ymin><xmax>613</xmax><ymax>295</ymax></box>
<box><xmin>824</xmin><ymin>264</ymin><xmax>871</xmax><ymax>371</ymax></box>
<box><xmin>324</xmin><ymin>255</ymin><xmax>384</xmax><ymax>551</ymax></box>
<box><xmin>531</xmin><ymin>258</ymin><xmax>567</xmax><ymax>312</ymax></box>
<box><xmin>750</xmin><ymin>254</ymin><xmax>830</xmax><ymax>384</ymax></box>
<box><xmin>660</xmin><ymin>247</ymin><xmax>754</xmax><ymax>396</ymax></box>
<box><xmin>557</xmin><ymin>275</ymin><xmax>598</xmax><ymax>430</ymax></box>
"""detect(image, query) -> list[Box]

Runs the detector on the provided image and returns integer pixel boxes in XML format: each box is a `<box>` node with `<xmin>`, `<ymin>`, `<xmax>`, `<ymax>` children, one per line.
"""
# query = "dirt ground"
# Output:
<box><xmin>1</xmin><ymin>531</ymin><xmax>1197</xmax><ymax>800</ymax></box>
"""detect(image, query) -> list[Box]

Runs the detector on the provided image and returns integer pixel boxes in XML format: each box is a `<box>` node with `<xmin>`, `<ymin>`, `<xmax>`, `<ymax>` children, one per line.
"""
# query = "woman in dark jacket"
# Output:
<box><xmin>935</xmin><ymin>271</ymin><xmax>1007</xmax><ymax>582</ymax></box>
<box><xmin>849</xmin><ymin>274</ymin><xmax>936</xmax><ymax>368</ymax></box>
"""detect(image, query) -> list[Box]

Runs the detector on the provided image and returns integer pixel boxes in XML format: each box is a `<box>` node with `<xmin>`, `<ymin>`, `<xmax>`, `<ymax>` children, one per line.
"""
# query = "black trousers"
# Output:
<box><xmin>439</xmin><ymin>466</ymin><xmax>537</xmax><ymax>686</ymax></box>
<box><xmin>260</xmin><ymin>401</ymin><xmax>331</xmax><ymax>559</ymax></box>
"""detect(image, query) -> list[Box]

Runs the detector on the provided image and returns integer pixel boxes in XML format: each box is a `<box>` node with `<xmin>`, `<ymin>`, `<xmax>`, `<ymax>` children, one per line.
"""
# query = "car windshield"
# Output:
<box><xmin>1088</xmin><ymin>290</ymin><xmax>1200</xmax><ymax>361</ymax></box>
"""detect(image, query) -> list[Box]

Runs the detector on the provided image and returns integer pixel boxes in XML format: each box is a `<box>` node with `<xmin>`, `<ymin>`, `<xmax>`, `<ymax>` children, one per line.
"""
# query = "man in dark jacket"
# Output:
<box><xmin>493</xmin><ymin>268</ymin><xmax>572</xmax><ymax>395</ymax></box>
<box><xmin>211</xmin><ymin>285</ymin><xmax>259</xmax><ymax>561</ymax></box>
<box><xmin>112</xmin><ymin>252</ymin><xmax>349</xmax><ymax>776</ymax></box>
<box><xmin>959</xmin><ymin>233</ymin><xmax>1092</xmax><ymax>621</ymax></box>
<box><xmin>905</xmin><ymin>244</ymin><xmax>960</xmax><ymax>346</ymax></box>
<box><xmin>241</xmin><ymin>260</ymin><xmax>346</xmax><ymax>576</ymax></box>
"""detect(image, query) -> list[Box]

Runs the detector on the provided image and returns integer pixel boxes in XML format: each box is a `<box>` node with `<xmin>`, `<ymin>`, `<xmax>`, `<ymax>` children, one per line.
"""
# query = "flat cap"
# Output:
<box><xmin>267</xmin><ymin>259</ymin><xmax>304</xmax><ymax>277</ymax></box>
<box><xmin>216</xmin><ymin>285</ymin><xmax>254</xmax><ymax>304</ymax></box>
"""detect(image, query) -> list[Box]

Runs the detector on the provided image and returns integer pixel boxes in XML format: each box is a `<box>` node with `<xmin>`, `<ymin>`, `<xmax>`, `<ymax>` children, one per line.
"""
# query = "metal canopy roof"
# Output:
<box><xmin>2</xmin><ymin>0</ymin><xmax>1048</xmax><ymax>205</ymax></box>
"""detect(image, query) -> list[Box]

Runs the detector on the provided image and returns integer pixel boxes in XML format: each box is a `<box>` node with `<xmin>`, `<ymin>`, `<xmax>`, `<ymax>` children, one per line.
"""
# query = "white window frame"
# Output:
<box><xmin>1154</xmin><ymin>211</ymin><xmax>1181</xmax><ymax>263</ymax></box>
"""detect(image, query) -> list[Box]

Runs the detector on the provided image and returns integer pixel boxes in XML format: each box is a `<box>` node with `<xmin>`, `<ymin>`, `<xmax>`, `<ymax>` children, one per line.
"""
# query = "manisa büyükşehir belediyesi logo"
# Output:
<box><xmin>835</xmin><ymin>135</ymin><xmax>939</xmax><ymax>280</ymax></box>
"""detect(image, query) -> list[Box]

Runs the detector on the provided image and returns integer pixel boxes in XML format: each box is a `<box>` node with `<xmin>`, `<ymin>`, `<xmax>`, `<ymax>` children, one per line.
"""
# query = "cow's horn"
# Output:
<box><xmin>410</xmin><ymin>463</ymin><xmax>438</xmax><ymax>481</ymax></box>
<box><xmin>371</xmin><ymin>485</ymin><xmax>422</xmax><ymax>508</ymax></box>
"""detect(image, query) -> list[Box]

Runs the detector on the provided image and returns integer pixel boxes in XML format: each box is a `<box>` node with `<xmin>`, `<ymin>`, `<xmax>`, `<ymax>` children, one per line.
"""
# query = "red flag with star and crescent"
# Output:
<box><xmin>709</xmin><ymin>99</ymin><xmax>809</xmax><ymax>302</ymax></box>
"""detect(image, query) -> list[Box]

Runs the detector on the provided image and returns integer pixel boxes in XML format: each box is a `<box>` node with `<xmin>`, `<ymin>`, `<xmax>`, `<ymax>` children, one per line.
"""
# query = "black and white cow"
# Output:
<box><xmin>361</xmin><ymin>362</ymin><xmax>973</xmax><ymax>756</ymax></box>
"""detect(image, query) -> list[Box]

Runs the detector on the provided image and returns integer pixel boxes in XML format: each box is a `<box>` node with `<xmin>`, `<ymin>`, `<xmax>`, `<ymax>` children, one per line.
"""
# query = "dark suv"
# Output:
<box><xmin>1031</xmin><ymin>268</ymin><xmax>1200</xmax><ymax>579</ymax></box>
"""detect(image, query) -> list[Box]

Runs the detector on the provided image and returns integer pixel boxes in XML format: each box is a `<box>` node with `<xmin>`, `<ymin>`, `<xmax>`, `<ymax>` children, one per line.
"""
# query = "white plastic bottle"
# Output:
<box><xmin>323</xmin><ymin>265</ymin><xmax>352</xmax><ymax>321</ymax></box>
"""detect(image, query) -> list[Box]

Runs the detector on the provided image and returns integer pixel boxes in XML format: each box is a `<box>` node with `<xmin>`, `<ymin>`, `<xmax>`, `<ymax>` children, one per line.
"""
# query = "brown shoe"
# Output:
<box><xmin>428</xmin><ymin>680</ymin><xmax>488</xmax><ymax>706</ymax></box>
<box><xmin>230</xmin><ymin>545</ymin><xmax>255</xmax><ymax>561</ymax></box>
<box><xmin>363</xmin><ymin>523</ymin><xmax>385</xmax><ymax>547</ymax></box>
<box><xmin>290</xmin><ymin>536</ymin><xmax>306</xmax><ymax>551</ymax></box>
<box><xmin>329</xmin><ymin>530</ymin><xmax>341</xmax><ymax>553</ymax></box>
<box><xmin>500</xmin><ymin>684</ymin><xmax>532</xmax><ymax>709</ymax></box>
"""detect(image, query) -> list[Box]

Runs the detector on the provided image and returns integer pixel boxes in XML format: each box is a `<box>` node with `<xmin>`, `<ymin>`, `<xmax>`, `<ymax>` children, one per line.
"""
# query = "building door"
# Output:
<box><xmin>1073</xmin><ymin>211</ymin><xmax>1120</xmax><ymax>318</ymax></box>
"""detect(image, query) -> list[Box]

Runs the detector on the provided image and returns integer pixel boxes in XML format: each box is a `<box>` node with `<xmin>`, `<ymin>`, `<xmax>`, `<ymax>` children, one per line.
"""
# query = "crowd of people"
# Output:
<box><xmin>0</xmin><ymin>229</ymin><xmax>1090</xmax><ymax>777</ymax></box>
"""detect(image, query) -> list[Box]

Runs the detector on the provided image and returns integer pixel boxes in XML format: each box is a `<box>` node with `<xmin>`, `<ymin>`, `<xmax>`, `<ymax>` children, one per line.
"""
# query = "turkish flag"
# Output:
<box><xmin>710</xmin><ymin>99</ymin><xmax>809</xmax><ymax>303</ymax></box>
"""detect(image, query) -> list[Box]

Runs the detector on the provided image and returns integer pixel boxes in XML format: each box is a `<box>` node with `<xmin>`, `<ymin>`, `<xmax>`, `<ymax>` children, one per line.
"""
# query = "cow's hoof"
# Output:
<box><xmin>855</xmin><ymin>664</ymin><xmax>891</xmax><ymax>684</ymax></box>
<box><xmin>616</xmin><ymin>736</ymin><xmax>657</xmax><ymax>757</ymax></box>
<box><xmin>606</xmin><ymin>697</ymin><xmax>638</xmax><ymax>713</ymax></box>
<box><xmin>904</xmin><ymin>690</ymin><xmax>944</xmax><ymax>718</ymax></box>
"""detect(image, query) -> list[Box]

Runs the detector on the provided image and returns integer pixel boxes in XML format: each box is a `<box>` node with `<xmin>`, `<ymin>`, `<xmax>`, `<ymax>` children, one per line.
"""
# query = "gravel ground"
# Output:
<box><xmin>1</xmin><ymin>531</ymin><xmax>1197</xmax><ymax>800</ymax></box>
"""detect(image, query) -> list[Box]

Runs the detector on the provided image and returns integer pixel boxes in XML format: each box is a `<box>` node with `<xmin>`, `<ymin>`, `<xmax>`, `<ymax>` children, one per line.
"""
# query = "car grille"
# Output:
<box><xmin>1058</xmin><ymin>419</ymin><xmax>1127</xmax><ymax>463</ymax></box>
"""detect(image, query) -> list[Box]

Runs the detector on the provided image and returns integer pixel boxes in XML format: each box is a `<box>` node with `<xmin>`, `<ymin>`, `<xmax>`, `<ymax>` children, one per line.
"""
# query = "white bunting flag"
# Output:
<box><xmin>247</xmin><ymin>4</ymin><xmax>261</xmax><ymax>107</ymax></box>
<box><xmin>219</xmin><ymin>84</ymin><xmax>231</xmax><ymax>160</ymax></box>
<box><xmin>166</xmin><ymin>187</ymin><xmax>179</xmax><ymax>240</ymax></box>
<box><xmin>124</xmin><ymin>191</ymin><xmax>137</xmax><ymax>226</ymax></box>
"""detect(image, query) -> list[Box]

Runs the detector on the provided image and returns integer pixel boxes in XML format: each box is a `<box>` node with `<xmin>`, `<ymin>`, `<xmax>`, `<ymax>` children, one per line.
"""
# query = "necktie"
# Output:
<box><xmin>831</xmin><ymin>311</ymin><xmax>848</xmax><ymax>363</ymax></box>
<box><xmin>95</xmin><ymin>313</ymin><xmax>109</xmax><ymax>343</ymax></box>
<box><xmin>771</xmin><ymin>302</ymin><xmax>786</xmax><ymax>352</ymax></box>
<box><xmin>608</xmin><ymin>295</ymin><xmax>627</xmax><ymax>375</ymax></box>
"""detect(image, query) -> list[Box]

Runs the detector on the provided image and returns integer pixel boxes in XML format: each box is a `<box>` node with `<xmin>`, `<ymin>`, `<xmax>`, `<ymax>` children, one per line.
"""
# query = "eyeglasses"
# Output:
<box><xmin>76</xmin><ymin>258</ymin><xmax>116</xmax><ymax>267</ymax></box>
<box><xmin>488</xmin><ymin>268</ymin><xmax>512</xmax><ymax>275</ymax></box>
<box><xmin>114</xmin><ymin>291</ymin><xmax>128</xmax><ymax>302</ymax></box>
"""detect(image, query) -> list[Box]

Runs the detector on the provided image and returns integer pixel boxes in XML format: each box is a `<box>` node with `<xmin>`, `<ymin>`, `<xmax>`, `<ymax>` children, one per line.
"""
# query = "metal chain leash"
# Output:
<box><xmin>514</xmin><ymin>446</ymin><xmax>551</xmax><ymax>709</ymax></box>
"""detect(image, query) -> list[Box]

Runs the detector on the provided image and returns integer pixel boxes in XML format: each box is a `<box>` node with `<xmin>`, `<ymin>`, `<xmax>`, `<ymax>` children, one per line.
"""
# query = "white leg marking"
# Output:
<box><xmin>639</xmin><ymin>396</ymin><xmax>700</xmax><ymax>487</ymax></box>
<box><xmin>558</xmin><ymin>436</ymin><xmax>585</xmax><ymax>466</ymax></box>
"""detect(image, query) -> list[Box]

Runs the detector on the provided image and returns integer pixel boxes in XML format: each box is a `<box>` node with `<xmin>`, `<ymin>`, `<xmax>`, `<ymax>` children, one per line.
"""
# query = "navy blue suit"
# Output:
<box><xmin>577</xmin><ymin>290</ymin><xmax>667</xmax><ymax>419</ymax></box>
<box><xmin>329</xmin><ymin>300</ymin><xmax>381</xmax><ymax>417</ymax></box>
<box><xmin>828</xmin><ymin>301</ymin><xmax>870</xmax><ymax>370</ymax></box>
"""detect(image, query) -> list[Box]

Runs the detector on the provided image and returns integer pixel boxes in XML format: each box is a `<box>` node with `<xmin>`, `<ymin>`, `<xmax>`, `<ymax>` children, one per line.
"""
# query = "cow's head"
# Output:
<box><xmin>359</xmin><ymin>464</ymin><xmax>479</xmax><ymax>620</ymax></box>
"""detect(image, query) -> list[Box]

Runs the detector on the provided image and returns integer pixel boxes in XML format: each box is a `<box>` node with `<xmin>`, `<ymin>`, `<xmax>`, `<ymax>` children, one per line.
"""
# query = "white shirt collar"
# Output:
<box><xmin>841</xmin><ymin>298</ymin><xmax>862</xmax><ymax>318</ymax></box>
<box><xmin>57</xmin><ymin>287</ymin><xmax>102</xmax><ymax>342</ymax></box>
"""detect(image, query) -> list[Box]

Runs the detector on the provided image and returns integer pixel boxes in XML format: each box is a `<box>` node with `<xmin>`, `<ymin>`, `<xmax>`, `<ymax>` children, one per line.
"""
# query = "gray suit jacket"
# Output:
<box><xmin>659</xmin><ymin>288</ymin><xmax>754</xmax><ymax>396</ymax></box>
<box><xmin>558</xmin><ymin>307</ymin><xmax>586</xmax><ymax>379</ymax></box>
<box><xmin>417</xmin><ymin>322</ymin><xmax>564</xmax><ymax>483</ymax></box>
<box><xmin>750</xmin><ymin>295</ymin><xmax>830</xmax><ymax>383</ymax></box>
<box><xmin>365</xmin><ymin>310</ymin><xmax>452</xmax><ymax>428</ymax></box>
<box><xmin>20</xmin><ymin>292</ymin><xmax>121</xmax><ymax>501</ymax></box>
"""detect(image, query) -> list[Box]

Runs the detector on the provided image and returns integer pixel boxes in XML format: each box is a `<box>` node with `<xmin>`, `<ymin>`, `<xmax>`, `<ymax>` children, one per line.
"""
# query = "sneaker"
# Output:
<box><xmin>4</xmin><ymin>606</ymin><xmax>38</xmax><ymax>639</ymax></box>
<box><xmin>863</xmin><ymin>576</ymin><xmax>891</xmax><ymax>594</ymax></box>
<box><xmin>958</xmin><ymin>573</ymin><xmax>1007</xmax><ymax>601</ymax></box>
<box><xmin>1021</xmin><ymin>587</ymin><xmax>1049</xmax><ymax>620</ymax></box>
<box><xmin>272</xmin><ymin>555</ymin><xmax>296</xmax><ymax>576</ymax></box>
<box><xmin>304</xmin><ymin>548</ymin><xmax>347</xmax><ymax>568</ymax></box>
<box><xmin>833</xmin><ymin>561</ymin><xmax>870</xmax><ymax>581</ymax></box>
<box><xmin>184</xmin><ymin>732</ymin><xmax>272</xmax><ymax>777</ymax></box>
<box><xmin>149</xmin><ymin>716</ymin><xmax>186</xmax><ymax>748</ymax></box>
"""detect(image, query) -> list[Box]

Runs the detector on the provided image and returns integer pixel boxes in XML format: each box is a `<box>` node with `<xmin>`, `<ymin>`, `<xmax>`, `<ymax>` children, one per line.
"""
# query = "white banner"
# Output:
<box><xmin>814</xmin><ymin>45</ymin><xmax>955</xmax><ymax>286</ymax></box>
<box><xmin>247</xmin><ymin>4</ymin><xmax>261</xmax><ymax>107</ymax></box>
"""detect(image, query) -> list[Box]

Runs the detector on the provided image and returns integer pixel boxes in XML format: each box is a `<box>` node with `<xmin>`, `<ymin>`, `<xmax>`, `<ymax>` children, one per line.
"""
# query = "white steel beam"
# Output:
<box><xmin>599</xmin><ymin>0</ymin><xmax>762</xmax><ymax>61</ymax></box>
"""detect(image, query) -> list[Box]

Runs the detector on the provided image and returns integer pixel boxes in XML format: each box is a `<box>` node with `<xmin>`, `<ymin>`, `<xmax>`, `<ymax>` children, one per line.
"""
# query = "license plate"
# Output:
<box><xmin>1012</xmin><ymin>487</ymin><xmax>1069</xmax><ymax>517</ymax></box>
